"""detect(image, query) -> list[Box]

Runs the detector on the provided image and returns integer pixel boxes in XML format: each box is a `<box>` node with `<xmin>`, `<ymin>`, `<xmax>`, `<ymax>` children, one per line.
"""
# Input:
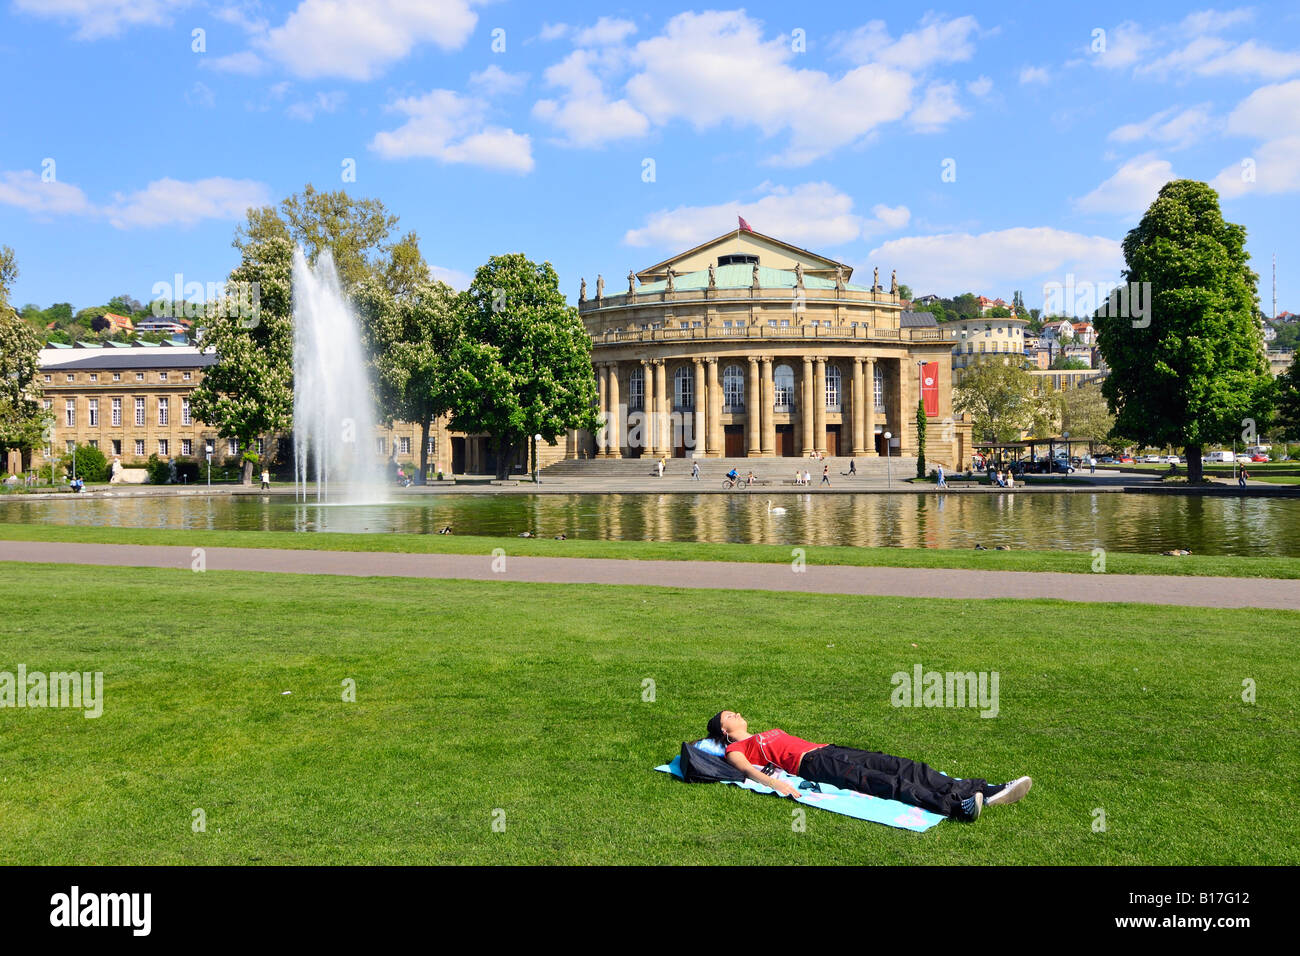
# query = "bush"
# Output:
<box><xmin>60</xmin><ymin>443</ymin><xmax>109</xmax><ymax>483</ymax></box>
<box><xmin>144</xmin><ymin>453</ymin><xmax>171</xmax><ymax>485</ymax></box>
<box><xmin>173</xmin><ymin>457</ymin><xmax>201</xmax><ymax>484</ymax></box>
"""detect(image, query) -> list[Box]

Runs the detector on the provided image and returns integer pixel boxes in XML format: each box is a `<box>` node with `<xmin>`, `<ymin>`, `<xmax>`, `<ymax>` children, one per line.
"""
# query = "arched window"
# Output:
<box><xmin>722</xmin><ymin>364</ymin><xmax>745</xmax><ymax>410</ymax></box>
<box><xmin>774</xmin><ymin>364</ymin><xmax>795</xmax><ymax>410</ymax></box>
<box><xmin>874</xmin><ymin>363</ymin><xmax>884</xmax><ymax>407</ymax></box>
<box><xmin>628</xmin><ymin>365</ymin><xmax>644</xmax><ymax>411</ymax></box>
<box><xmin>673</xmin><ymin>365</ymin><xmax>693</xmax><ymax>410</ymax></box>
<box><xmin>825</xmin><ymin>365</ymin><xmax>841</xmax><ymax>409</ymax></box>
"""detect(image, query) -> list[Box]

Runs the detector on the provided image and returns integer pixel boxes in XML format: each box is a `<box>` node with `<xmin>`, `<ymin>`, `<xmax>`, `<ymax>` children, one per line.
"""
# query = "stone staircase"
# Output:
<box><xmin>541</xmin><ymin>455</ymin><xmax>920</xmax><ymax>480</ymax></box>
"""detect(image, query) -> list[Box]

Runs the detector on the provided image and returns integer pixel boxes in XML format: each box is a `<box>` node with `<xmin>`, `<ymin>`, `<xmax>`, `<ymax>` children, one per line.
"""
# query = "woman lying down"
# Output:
<box><xmin>707</xmin><ymin>710</ymin><xmax>1032</xmax><ymax>822</ymax></box>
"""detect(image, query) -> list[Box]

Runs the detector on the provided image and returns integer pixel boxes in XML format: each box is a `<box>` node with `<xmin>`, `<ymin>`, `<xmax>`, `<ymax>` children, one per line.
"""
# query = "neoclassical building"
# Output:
<box><xmin>576</xmin><ymin>228</ymin><xmax>961</xmax><ymax>465</ymax></box>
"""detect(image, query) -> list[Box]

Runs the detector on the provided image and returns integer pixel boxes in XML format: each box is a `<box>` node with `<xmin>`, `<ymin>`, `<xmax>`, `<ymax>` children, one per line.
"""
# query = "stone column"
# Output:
<box><xmin>692</xmin><ymin>358</ymin><xmax>706</xmax><ymax>459</ymax></box>
<box><xmin>851</xmin><ymin>357</ymin><xmax>865</xmax><ymax>456</ymax></box>
<box><xmin>596</xmin><ymin>363</ymin><xmax>609</xmax><ymax>456</ymax></box>
<box><xmin>864</xmin><ymin>357</ymin><xmax>877</xmax><ymax>456</ymax></box>
<box><xmin>813</xmin><ymin>356</ymin><xmax>827</xmax><ymax>455</ymax></box>
<box><xmin>746</xmin><ymin>355</ymin><xmax>760</xmax><ymax>456</ymax></box>
<box><xmin>606</xmin><ymin>362</ymin><xmax>621</xmax><ymax>458</ymax></box>
<box><xmin>800</xmin><ymin>357</ymin><xmax>814</xmax><ymax>456</ymax></box>
<box><xmin>641</xmin><ymin>359</ymin><xmax>655</xmax><ymax>456</ymax></box>
<box><xmin>706</xmin><ymin>357</ymin><xmax>722</xmax><ymax>457</ymax></box>
<box><xmin>760</xmin><ymin>356</ymin><xmax>775</xmax><ymax>456</ymax></box>
<box><xmin>654</xmin><ymin>359</ymin><xmax>669</xmax><ymax>456</ymax></box>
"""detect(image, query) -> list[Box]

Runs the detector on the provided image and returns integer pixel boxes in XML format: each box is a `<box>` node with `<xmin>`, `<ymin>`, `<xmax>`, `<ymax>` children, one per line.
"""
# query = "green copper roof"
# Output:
<box><xmin>635</xmin><ymin>263</ymin><xmax>873</xmax><ymax>294</ymax></box>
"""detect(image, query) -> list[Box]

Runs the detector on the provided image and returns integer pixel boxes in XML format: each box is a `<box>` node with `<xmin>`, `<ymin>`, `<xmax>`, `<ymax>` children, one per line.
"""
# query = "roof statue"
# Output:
<box><xmin>707</xmin><ymin>263</ymin><xmax>716</xmax><ymax>289</ymax></box>
<box><xmin>752</xmin><ymin>262</ymin><xmax>761</xmax><ymax>289</ymax></box>
<box><xmin>627</xmin><ymin>270</ymin><xmax>636</xmax><ymax>294</ymax></box>
<box><xmin>665</xmin><ymin>267</ymin><xmax>675</xmax><ymax>292</ymax></box>
<box><xmin>873</xmin><ymin>267</ymin><xmax>880</xmax><ymax>291</ymax></box>
<box><xmin>596</xmin><ymin>274</ymin><xmax>604</xmax><ymax>299</ymax></box>
<box><xmin>834</xmin><ymin>265</ymin><xmax>845</xmax><ymax>291</ymax></box>
<box><xmin>579</xmin><ymin>278</ymin><xmax>586</xmax><ymax>302</ymax></box>
<box><xmin>794</xmin><ymin>262</ymin><xmax>804</xmax><ymax>288</ymax></box>
<box><xmin>890</xmin><ymin>269</ymin><xmax>898</xmax><ymax>295</ymax></box>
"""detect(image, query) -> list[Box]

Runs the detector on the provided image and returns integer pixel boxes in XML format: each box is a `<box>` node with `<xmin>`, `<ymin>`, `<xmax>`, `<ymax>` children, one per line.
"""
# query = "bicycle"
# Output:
<box><xmin>721</xmin><ymin>476</ymin><xmax>740</xmax><ymax>489</ymax></box>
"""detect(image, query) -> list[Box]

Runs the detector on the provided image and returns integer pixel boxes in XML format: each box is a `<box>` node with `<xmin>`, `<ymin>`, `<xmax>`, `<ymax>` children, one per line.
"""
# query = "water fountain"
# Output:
<box><xmin>292</xmin><ymin>248</ymin><xmax>388</xmax><ymax>503</ymax></box>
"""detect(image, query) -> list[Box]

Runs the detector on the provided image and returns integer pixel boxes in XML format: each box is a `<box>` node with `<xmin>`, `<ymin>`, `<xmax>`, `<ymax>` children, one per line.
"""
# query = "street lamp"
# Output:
<box><xmin>205</xmin><ymin>440</ymin><xmax>214</xmax><ymax>486</ymax></box>
<box><xmin>883</xmin><ymin>431</ymin><xmax>893</xmax><ymax>489</ymax></box>
<box><xmin>534</xmin><ymin>433</ymin><xmax>543</xmax><ymax>485</ymax></box>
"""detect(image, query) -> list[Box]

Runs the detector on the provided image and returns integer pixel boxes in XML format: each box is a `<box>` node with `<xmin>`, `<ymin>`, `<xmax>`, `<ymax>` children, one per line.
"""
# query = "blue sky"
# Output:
<box><xmin>2</xmin><ymin>1</ymin><xmax>1298</xmax><ymax>317</ymax></box>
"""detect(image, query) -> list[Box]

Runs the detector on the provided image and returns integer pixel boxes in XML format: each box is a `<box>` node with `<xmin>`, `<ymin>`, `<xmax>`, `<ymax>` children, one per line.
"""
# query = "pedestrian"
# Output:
<box><xmin>803</xmin><ymin>469</ymin><xmax>811</xmax><ymax>486</ymax></box>
<box><xmin>261</xmin><ymin>469</ymin><xmax>270</xmax><ymax>490</ymax></box>
<box><xmin>691</xmin><ymin>460</ymin><xmax>700</xmax><ymax>480</ymax></box>
<box><xmin>657</xmin><ymin>457</ymin><xmax>665</xmax><ymax>478</ymax></box>
<box><xmin>1239</xmin><ymin>466</ymin><xmax>1249</xmax><ymax>489</ymax></box>
<box><xmin>936</xmin><ymin>464</ymin><xmax>947</xmax><ymax>489</ymax></box>
<box><xmin>848</xmin><ymin>459</ymin><xmax>857</xmax><ymax>476</ymax></box>
<box><xmin>821</xmin><ymin>464</ymin><xmax>830</xmax><ymax>486</ymax></box>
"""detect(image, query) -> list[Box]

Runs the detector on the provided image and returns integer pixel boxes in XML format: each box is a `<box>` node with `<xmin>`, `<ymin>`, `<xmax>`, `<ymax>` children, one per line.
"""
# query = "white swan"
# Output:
<box><xmin>766</xmin><ymin>499</ymin><xmax>787</xmax><ymax>515</ymax></box>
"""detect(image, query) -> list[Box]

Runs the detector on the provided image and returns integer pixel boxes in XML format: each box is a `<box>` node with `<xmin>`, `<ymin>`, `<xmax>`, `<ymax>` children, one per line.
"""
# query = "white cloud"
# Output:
<box><xmin>206</xmin><ymin>50</ymin><xmax>265</xmax><ymax>75</ymax></box>
<box><xmin>103</xmin><ymin>177</ymin><xmax>272</xmax><ymax>228</ymax></box>
<box><xmin>966</xmin><ymin>75</ymin><xmax>993</xmax><ymax>97</ymax></box>
<box><xmin>251</xmin><ymin>0</ymin><xmax>479</xmax><ymax>80</ymax></box>
<box><xmin>12</xmin><ymin>0</ymin><xmax>191</xmax><ymax>40</ymax></box>
<box><xmin>1138</xmin><ymin>35</ymin><xmax>1300</xmax><ymax>80</ymax></box>
<box><xmin>370</xmin><ymin>89</ymin><xmax>534</xmax><ymax>173</ymax></box>
<box><xmin>469</xmin><ymin>64</ymin><xmax>528</xmax><ymax>96</ymax></box>
<box><xmin>909</xmin><ymin>82</ymin><xmax>966</xmax><ymax>132</ymax></box>
<box><xmin>186</xmin><ymin>81</ymin><xmax>216</xmax><ymax>109</ymax></box>
<box><xmin>1178</xmin><ymin>8</ymin><xmax>1256</xmax><ymax>35</ymax></box>
<box><xmin>1019</xmin><ymin>65</ymin><xmax>1050</xmax><ymax>84</ymax></box>
<box><xmin>573</xmin><ymin>17</ymin><xmax>636</xmax><ymax>47</ymax></box>
<box><xmin>286</xmin><ymin>90</ymin><xmax>347</xmax><ymax>121</ymax></box>
<box><xmin>1074</xmin><ymin>155</ymin><xmax>1175</xmax><ymax>216</ymax></box>
<box><xmin>213</xmin><ymin>3</ymin><xmax>268</xmax><ymax>34</ymax></box>
<box><xmin>1213</xmin><ymin>80</ymin><xmax>1300</xmax><ymax>197</ymax></box>
<box><xmin>538</xmin><ymin>22</ymin><xmax>569</xmax><ymax>41</ymax></box>
<box><xmin>532</xmin><ymin>50</ymin><xmax>648</xmax><ymax>147</ymax></box>
<box><xmin>1089</xmin><ymin>21</ymin><xmax>1153</xmax><ymax>71</ymax></box>
<box><xmin>0</xmin><ymin>170</ymin><xmax>95</xmax><ymax>216</ymax></box>
<box><xmin>623</xmin><ymin>183</ymin><xmax>907</xmax><ymax>249</ymax></box>
<box><xmin>430</xmin><ymin>265</ymin><xmax>471</xmax><ymax>290</ymax></box>
<box><xmin>1108</xmin><ymin>104</ymin><xmax>1213</xmax><ymax>149</ymax></box>
<box><xmin>868</xmin><ymin>227</ymin><xmax>1124</xmax><ymax>301</ymax></box>
<box><xmin>835</xmin><ymin>15</ymin><xmax>981</xmax><ymax>67</ymax></box>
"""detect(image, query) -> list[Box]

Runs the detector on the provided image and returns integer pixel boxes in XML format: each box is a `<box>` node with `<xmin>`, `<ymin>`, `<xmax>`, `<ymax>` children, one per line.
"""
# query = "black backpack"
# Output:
<box><xmin>679</xmin><ymin>741</ymin><xmax>747</xmax><ymax>783</ymax></box>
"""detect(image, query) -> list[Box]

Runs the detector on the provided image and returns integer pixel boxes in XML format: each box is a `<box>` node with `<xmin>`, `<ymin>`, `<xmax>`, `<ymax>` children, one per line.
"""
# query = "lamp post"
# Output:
<box><xmin>205</xmin><ymin>440</ymin><xmax>213</xmax><ymax>487</ymax></box>
<box><xmin>884</xmin><ymin>431</ymin><xmax>892</xmax><ymax>489</ymax></box>
<box><xmin>534</xmin><ymin>433</ymin><xmax>542</xmax><ymax>485</ymax></box>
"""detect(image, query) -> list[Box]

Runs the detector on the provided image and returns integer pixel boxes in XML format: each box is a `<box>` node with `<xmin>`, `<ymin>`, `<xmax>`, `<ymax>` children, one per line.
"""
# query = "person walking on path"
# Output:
<box><xmin>936</xmin><ymin>464</ymin><xmax>947</xmax><ymax>489</ymax></box>
<box><xmin>803</xmin><ymin>469</ymin><xmax>811</xmax><ymax>486</ymax></box>
<box><xmin>1239</xmin><ymin>466</ymin><xmax>1249</xmax><ymax>489</ymax></box>
<box><xmin>821</xmin><ymin>464</ymin><xmax>830</xmax><ymax>486</ymax></box>
<box><xmin>691</xmin><ymin>460</ymin><xmax>700</xmax><ymax>480</ymax></box>
<box><xmin>706</xmin><ymin>710</ymin><xmax>1032</xmax><ymax>821</ymax></box>
<box><xmin>848</xmin><ymin>459</ymin><xmax>857</xmax><ymax>477</ymax></box>
<box><xmin>657</xmin><ymin>458</ymin><xmax>665</xmax><ymax>478</ymax></box>
<box><xmin>261</xmin><ymin>469</ymin><xmax>270</xmax><ymax>490</ymax></box>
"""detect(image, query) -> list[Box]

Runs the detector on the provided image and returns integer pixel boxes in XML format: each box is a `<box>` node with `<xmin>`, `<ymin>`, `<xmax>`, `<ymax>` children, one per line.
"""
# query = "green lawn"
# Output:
<box><xmin>1</xmin><ymin>562</ymin><xmax>1296</xmax><ymax>864</ymax></box>
<box><xmin>2</xmin><ymin>521</ymin><xmax>1298</xmax><ymax>579</ymax></box>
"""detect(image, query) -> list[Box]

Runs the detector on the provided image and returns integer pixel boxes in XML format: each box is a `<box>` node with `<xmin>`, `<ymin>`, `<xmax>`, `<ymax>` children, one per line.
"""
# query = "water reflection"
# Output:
<box><xmin>2</xmin><ymin>492</ymin><xmax>1298</xmax><ymax>557</ymax></box>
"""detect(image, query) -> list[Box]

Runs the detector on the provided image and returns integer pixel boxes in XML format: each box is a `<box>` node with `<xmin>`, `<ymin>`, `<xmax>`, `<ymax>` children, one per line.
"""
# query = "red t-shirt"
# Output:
<box><xmin>725</xmin><ymin>729</ymin><xmax>827</xmax><ymax>775</ymax></box>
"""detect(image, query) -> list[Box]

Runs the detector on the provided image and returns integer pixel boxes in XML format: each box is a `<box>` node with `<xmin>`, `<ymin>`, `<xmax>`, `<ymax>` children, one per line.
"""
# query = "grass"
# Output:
<box><xmin>1</xmin><ymin>562</ymin><xmax>1296</xmax><ymax>865</ymax></box>
<box><xmin>2</xmin><ymin>520</ymin><xmax>1298</xmax><ymax>579</ymax></box>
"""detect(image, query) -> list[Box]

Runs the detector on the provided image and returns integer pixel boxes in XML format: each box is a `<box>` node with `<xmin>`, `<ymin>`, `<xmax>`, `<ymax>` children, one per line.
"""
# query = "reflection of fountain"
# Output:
<box><xmin>292</xmin><ymin>248</ymin><xmax>387</xmax><ymax>503</ymax></box>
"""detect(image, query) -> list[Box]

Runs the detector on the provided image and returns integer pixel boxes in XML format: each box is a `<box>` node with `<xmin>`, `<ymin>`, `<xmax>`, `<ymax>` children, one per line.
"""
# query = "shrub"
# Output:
<box><xmin>144</xmin><ymin>453</ymin><xmax>171</xmax><ymax>485</ymax></box>
<box><xmin>173</xmin><ymin>457</ymin><xmax>201</xmax><ymax>484</ymax></box>
<box><xmin>60</xmin><ymin>443</ymin><xmax>109</xmax><ymax>483</ymax></box>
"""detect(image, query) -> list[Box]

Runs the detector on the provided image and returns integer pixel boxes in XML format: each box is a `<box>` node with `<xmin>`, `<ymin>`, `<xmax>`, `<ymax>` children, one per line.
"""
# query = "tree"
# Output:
<box><xmin>987</xmin><ymin>306</ymin><xmax>1012</xmax><ymax>318</ymax></box>
<box><xmin>446</xmin><ymin>254</ymin><xmax>602</xmax><ymax>479</ymax></box>
<box><xmin>235</xmin><ymin>184</ymin><xmax>405</xmax><ymax>292</ymax></box>
<box><xmin>61</xmin><ymin>443</ymin><xmax>109</xmax><ymax>482</ymax></box>
<box><xmin>1012</xmin><ymin>290</ymin><xmax>1026</xmax><ymax>315</ymax></box>
<box><xmin>1058</xmin><ymin>385</ymin><xmax>1115</xmax><ymax>446</ymax></box>
<box><xmin>1275</xmin><ymin>357</ymin><xmax>1300</xmax><ymax>440</ymax></box>
<box><xmin>898</xmin><ymin>283</ymin><xmax>913</xmax><ymax>301</ymax></box>
<box><xmin>1095</xmin><ymin>180</ymin><xmax>1274</xmax><ymax>482</ymax></box>
<box><xmin>954</xmin><ymin>362</ymin><xmax>1037</xmax><ymax>443</ymax></box>
<box><xmin>354</xmin><ymin>275</ymin><xmax>460</xmax><ymax>483</ymax></box>
<box><xmin>951</xmin><ymin>292</ymin><xmax>981</xmax><ymax>319</ymax></box>
<box><xmin>1051</xmin><ymin>356</ymin><xmax>1090</xmax><ymax>370</ymax></box>
<box><xmin>189</xmin><ymin>237</ymin><xmax>295</xmax><ymax>485</ymax></box>
<box><xmin>915</xmin><ymin>398</ymin><xmax>927</xmax><ymax>478</ymax></box>
<box><xmin>0</xmin><ymin>251</ymin><xmax>48</xmax><ymax>461</ymax></box>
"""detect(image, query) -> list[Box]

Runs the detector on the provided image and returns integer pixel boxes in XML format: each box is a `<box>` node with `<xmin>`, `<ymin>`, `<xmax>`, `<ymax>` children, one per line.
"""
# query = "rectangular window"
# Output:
<box><xmin>398</xmin><ymin>437</ymin><xmax>411</xmax><ymax>455</ymax></box>
<box><xmin>183</xmin><ymin>371</ymin><xmax>191</xmax><ymax>381</ymax></box>
<box><xmin>65</xmin><ymin>399</ymin><xmax>76</xmax><ymax>427</ymax></box>
<box><xmin>257</xmin><ymin>437</ymin><xmax>265</xmax><ymax>454</ymax></box>
<box><xmin>228</xmin><ymin>439</ymin><xmax>239</xmax><ymax>456</ymax></box>
<box><xmin>181</xmin><ymin>439</ymin><xmax>192</xmax><ymax>456</ymax></box>
<box><xmin>768</xmin><ymin>319</ymin><xmax>777</xmax><ymax>328</ymax></box>
<box><xmin>136</xmin><ymin>372</ymin><xmax>144</xmax><ymax>381</ymax></box>
<box><xmin>159</xmin><ymin>372</ymin><xmax>168</xmax><ymax>382</ymax></box>
<box><xmin>113</xmin><ymin>372</ymin><xmax>121</xmax><ymax>382</ymax></box>
<box><xmin>89</xmin><ymin>439</ymin><xmax>98</xmax><ymax>449</ymax></box>
<box><xmin>376</xmin><ymin>437</ymin><xmax>387</xmax><ymax>455</ymax></box>
<box><xmin>158</xmin><ymin>439</ymin><xmax>169</xmax><ymax>456</ymax></box>
<box><xmin>89</xmin><ymin>374</ymin><xmax>98</xmax><ymax>383</ymax></box>
<box><xmin>182</xmin><ymin>398</ymin><xmax>191</xmax><ymax>425</ymax></box>
<box><xmin>111</xmin><ymin>439</ymin><xmax>121</xmax><ymax>456</ymax></box>
<box><xmin>135</xmin><ymin>397</ymin><xmax>145</xmax><ymax>426</ymax></box>
<box><xmin>66</xmin><ymin>440</ymin><xmax>75</xmax><ymax>453</ymax></box>
<box><xmin>88</xmin><ymin>398</ymin><xmax>98</xmax><ymax>426</ymax></box>
<box><xmin>135</xmin><ymin>439</ymin><xmax>145</xmax><ymax>456</ymax></box>
<box><xmin>111</xmin><ymin>398</ymin><xmax>121</xmax><ymax>426</ymax></box>
<box><xmin>158</xmin><ymin>397</ymin><xmax>169</xmax><ymax>426</ymax></box>
<box><xmin>44</xmin><ymin>374</ymin><xmax>51</xmax><ymax>383</ymax></box>
<box><xmin>66</xmin><ymin>373</ymin><xmax>74</xmax><ymax>382</ymax></box>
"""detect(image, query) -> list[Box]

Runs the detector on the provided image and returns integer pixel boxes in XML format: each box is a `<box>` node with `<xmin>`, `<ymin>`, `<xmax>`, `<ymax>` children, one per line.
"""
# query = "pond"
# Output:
<box><xmin>3</xmin><ymin>491</ymin><xmax>1299</xmax><ymax>557</ymax></box>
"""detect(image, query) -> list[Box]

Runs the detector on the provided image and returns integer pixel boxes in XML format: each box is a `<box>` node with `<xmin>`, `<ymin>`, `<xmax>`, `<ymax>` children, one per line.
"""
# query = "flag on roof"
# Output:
<box><xmin>738</xmin><ymin>216</ymin><xmax>753</xmax><ymax>232</ymax></box>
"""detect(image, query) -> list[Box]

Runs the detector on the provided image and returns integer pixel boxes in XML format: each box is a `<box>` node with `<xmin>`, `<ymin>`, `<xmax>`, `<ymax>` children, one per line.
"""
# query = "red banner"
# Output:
<box><xmin>921</xmin><ymin>362</ymin><xmax>939</xmax><ymax>418</ymax></box>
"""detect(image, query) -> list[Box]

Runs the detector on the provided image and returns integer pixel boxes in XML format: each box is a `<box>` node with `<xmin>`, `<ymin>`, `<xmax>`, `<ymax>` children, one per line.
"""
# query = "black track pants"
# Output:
<box><xmin>799</xmin><ymin>745</ymin><xmax>988</xmax><ymax>818</ymax></box>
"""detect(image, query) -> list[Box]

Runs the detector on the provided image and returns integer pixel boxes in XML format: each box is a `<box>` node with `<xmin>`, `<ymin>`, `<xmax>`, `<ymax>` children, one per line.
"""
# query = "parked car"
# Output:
<box><xmin>1118</xmin><ymin>455</ymin><xmax>1135</xmax><ymax>463</ymax></box>
<box><xmin>1097</xmin><ymin>456</ymin><xmax>1117</xmax><ymax>464</ymax></box>
<box><xmin>1236</xmin><ymin>454</ymin><xmax>1253</xmax><ymax>463</ymax></box>
<box><xmin>1251</xmin><ymin>454</ymin><xmax>1270</xmax><ymax>462</ymax></box>
<box><xmin>1163</xmin><ymin>455</ymin><xmax>1180</xmax><ymax>464</ymax></box>
<box><xmin>1204</xmin><ymin>450</ymin><xmax>1236</xmax><ymax>463</ymax></box>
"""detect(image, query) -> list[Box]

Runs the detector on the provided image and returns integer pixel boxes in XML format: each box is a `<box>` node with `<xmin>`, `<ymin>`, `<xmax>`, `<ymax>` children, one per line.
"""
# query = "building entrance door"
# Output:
<box><xmin>451</xmin><ymin>437</ymin><xmax>466</xmax><ymax>474</ymax></box>
<box><xmin>724</xmin><ymin>425</ymin><xmax>745</xmax><ymax>457</ymax></box>
<box><xmin>826</xmin><ymin>425</ymin><xmax>841</xmax><ymax>457</ymax></box>
<box><xmin>776</xmin><ymin>425</ymin><xmax>795</xmax><ymax>457</ymax></box>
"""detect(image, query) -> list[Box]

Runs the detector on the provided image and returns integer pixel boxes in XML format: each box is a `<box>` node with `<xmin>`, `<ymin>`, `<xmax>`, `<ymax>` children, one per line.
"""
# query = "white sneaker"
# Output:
<box><xmin>986</xmin><ymin>776</ymin><xmax>1033</xmax><ymax>806</ymax></box>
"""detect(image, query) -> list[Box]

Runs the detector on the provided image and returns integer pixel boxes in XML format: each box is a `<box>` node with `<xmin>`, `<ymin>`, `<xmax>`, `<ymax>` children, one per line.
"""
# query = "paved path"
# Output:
<box><xmin>3</xmin><ymin>540</ymin><xmax>1297</xmax><ymax>610</ymax></box>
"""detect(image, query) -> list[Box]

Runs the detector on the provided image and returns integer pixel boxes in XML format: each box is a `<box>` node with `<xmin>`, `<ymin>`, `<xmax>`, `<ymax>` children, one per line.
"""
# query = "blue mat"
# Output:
<box><xmin>655</xmin><ymin>754</ymin><xmax>946</xmax><ymax>832</ymax></box>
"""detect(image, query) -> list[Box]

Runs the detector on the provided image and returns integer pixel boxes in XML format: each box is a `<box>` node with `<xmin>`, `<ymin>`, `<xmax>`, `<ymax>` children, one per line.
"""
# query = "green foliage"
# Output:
<box><xmin>953</xmin><ymin>362</ymin><xmax>1038</xmax><ymax>442</ymax></box>
<box><xmin>61</xmin><ymin>443</ymin><xmax>109</xmax><ymax>482</ymax></box>
<box><xmin>144</xmin><ymin>453</ymin><xmax>172</xmax><ymax>484</ymax></box>
<box><xmin>1095</xmin><ymin>180</ymin><xmax>1274</xmax><ymax>480</ymax></box>
<box><xmin>1051</xmin><ymin>357</ymin><xmax>1091</xmax><ymax>370</ymax></box>
<box><xmin>987</xmin><ymin>306</ymin><xmax>1012</xmax><ymax>318</ymax></box>
<box><xmin>915</xmin><ymin>398</ymin><xmax>927</xmax><ymax>478</ymax></box>
<box><xmin>0</xmin><ymin>256</ymin><xmax>49</xmax><ymax>454</ymax></box>
<box><xmin>1275</xmin><ymin>357</ymin><xmax>1300</xmax><ymax>440</ymax></box>
<box><xmin>447</xmin><ymin>254</ymin><xmax>602</xmax><ymax>479</ymax></box>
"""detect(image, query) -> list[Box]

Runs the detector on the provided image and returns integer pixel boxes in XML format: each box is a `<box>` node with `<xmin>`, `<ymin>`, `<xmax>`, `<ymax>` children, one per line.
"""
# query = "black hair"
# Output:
<box><xmin>706</xmin><ymin>710</ymin><xmax>728</xmax><ymax>747</ymax></box>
